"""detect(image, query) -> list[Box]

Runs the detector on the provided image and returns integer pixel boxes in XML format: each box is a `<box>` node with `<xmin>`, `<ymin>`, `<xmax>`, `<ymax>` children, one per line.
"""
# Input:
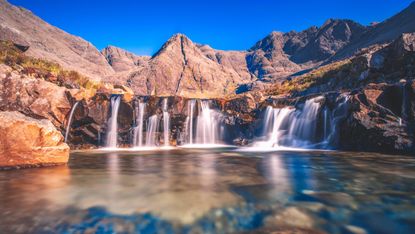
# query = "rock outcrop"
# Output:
<box><xmin>339</xmin><ymin>82</ymin><xmax>415</xmax><ymax>154</ymax></box>
<box><xmin>0</xmin><ymin>64</ymin><xmax>71</xmax><ymax>127</ymax></box>
<box><xmin>0</xmin><ymin>111</ymin><xmax>69</xmax><ymax>168</ymax></box>
<box><xmin>0</xmin><ymin>0</ymin><xmax>114</xmax><ymax>80</ymax></box>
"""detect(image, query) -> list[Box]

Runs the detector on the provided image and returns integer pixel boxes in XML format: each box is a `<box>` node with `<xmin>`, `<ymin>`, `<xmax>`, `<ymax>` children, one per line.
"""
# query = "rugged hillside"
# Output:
<box><xmin>247</xmin><ymin>19</ymin><xmax>367</xmax><ymax>81</ymax></box>
<box><xmin>332</xmin><ymin>1</ymin><xmax>415</xmax><ymax>60</ymax></box>
<box><xmin>0</xmin><ymin>0</ymin><xmax>114</xmax><ymax>80</ymax></box>
<box><xmin>102</xmin><ymin>46</ymin><xmax>150</xmax><ymax>73</ymax></box>
<box><xmin>104</xmin><ymin>34</ymin><xmax>253</xmax><ymax>97</ymax></box>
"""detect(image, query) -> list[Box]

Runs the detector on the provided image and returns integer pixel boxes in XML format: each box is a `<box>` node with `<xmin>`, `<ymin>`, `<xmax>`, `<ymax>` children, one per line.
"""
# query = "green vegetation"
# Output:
<box><xmin>0</xmin><ymin>40</ymin><xmax>102</xmax><ymax>90</ymax></box>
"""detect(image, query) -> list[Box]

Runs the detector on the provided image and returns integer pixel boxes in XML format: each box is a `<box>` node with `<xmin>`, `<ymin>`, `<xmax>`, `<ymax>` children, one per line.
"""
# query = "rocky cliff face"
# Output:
<box><xmin>0</xmin><ymin>0</ymin><xmax>114</xmax><ymax>80</ymax></box>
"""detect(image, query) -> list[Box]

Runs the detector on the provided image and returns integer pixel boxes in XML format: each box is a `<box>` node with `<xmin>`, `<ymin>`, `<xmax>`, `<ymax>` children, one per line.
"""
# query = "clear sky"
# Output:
<box><xmin>8</xmin><ymin>0</ymin><xmax>414</xmax><ymax>56</ymax></box>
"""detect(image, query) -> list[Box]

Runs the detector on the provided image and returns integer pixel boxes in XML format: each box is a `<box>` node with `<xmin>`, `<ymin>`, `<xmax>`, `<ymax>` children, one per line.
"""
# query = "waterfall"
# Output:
<box><xmin>195</xmin><ymin>100</ymin><xmax>222</xmax><ymax>144</ymax></box>
<box><xmin>146</xmin><ymin>115</ymin><xmax>159</xmax><ymax>147</ymax></box>
<box><xmin>133</xmin><ymin>102</ymin><xmax>146</xmax><ymax>147</ymax></box>
<box><xmin>323</xmin><ymin>94</ymin><xmax>350</xmax><ymax>147</ymax></box>
<box><xmin>64</xmin><ymin>101</ymin><xmax>79</xmax><ymax>143</ymax></box>
<box><xmin>106</xmin><ymin>96</ymin><xmax>121</xmax><ymax>148</ymax></box>
<box><xmin>256</xmin><ymin>97</ymin><xmax>323</xmax><ymax>148</ymax></box>
<box><xmin>286</xmin><ymin>97</ymin><xmax>322</xmax><ymax>146</ymax></box>
<box><xmin>186</xmin><ymin>100</ymin><xmax>196</xmax><ymax>144</ymax></box>
<box><xmin>162</xmin><ymin>98</ymin><xmax>170</xmax><ymax>147</ymax></box>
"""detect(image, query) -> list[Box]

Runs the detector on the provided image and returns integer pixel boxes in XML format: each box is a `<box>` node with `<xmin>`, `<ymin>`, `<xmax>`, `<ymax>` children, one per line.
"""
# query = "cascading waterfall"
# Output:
<box><xmin>256</xmin><ymin>97</ymin><xmax>323</xmax><ymax>148</ymax></box>
<box><xmin>255</xmin><ymin>106</ymin><xmax>294</xmax><ymax>148</ymax></box>
<box><xmin>257</xmin><ymin>95</ymin><xmax>352</xmax><ymax>149</ymax></box>
<box><xmin>64</xmin><ymin>101</ymin><xmax>80</xmax><ymax>143</ymax></box>
<box><xmin>106</xmin><ymin>96</ymin><xmax>121</xmax><ymax>148</ymax></box>
<box><xmin>195</xmin><ymin>100</ymin><xmax>222</xmax><ymax>145</ymax></box>
<box><xmin>133</xmin><ymin>102</ymin><xmax>146</xmax><ymax>147</ymax></box>
<box><xmin>162</xmin><ymin>98</ymin><xmax>170</xmax><ymax>147</ymax></box>
<box><xmin>322</xmin><ymin>94</ymin><xmax>350</xmax><ymax>147</ymax></box>
<box><xmin>286</xmin><ymin>97</ymin><xmax>322</xmax><ymax>147</ymax></box>
<box><xmin>146</xmin><ymin>115</ymin><xmax>159</xmax><ymax>147</ymax></box>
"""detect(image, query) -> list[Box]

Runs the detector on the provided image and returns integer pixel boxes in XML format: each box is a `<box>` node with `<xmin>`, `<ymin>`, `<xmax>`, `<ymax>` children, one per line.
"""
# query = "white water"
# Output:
<box><xmin>162</xmin><ymin>98</ymin><xmax>170</xmax><ymax>147</ymax></box>
<box><xmin>185</xmin><ymin>100</ymin><xmax>196</xmax><ymax>144</ymax></box>
<box><xmin>195</xmin><ymin>100</ymin><xmax>222</xmax><ymax>145</ymax></box>
<box><xmin>146</xmin><ymin>115</ymin><xmax>159</xmax><ymax>147</ymax></box>
<box><xmin>133</xmin><ymin>102</ymin><xmax>146</xmax><ymax>147</ymax></box>
<box><xmin>106</xmin><ymin>96</ymin><xmax>121</xmax><ymax>148</ymax></box>
<box><xmin>64</xmin><ymin>101</ymin><xmax>79</xmax><ymax>143</ymax></box>
<box><xmin>256</xmin><ymin>97</ymin><xmax>323</xmax><ymax>148</ymax></box>
<box><xmin>323</xmin><ymin>94</ymin><xmax>350</xmax><ymax>146</ymax></box>
<box><xmin>287</xmin><ymin>97</ymin><xmax>322</xmax><ymax>146</ymax></box>
<box><xmin>254</xmin><ymin>106</ymin><xmax>294</xmax><ymax>148</ymax></box>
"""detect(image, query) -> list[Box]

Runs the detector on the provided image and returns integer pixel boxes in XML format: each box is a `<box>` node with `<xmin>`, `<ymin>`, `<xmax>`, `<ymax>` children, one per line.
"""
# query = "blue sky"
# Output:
<box><xmin>9</xmin><ymin>0</ymin><xmax>414</xmax><ymax>55</ymax></box>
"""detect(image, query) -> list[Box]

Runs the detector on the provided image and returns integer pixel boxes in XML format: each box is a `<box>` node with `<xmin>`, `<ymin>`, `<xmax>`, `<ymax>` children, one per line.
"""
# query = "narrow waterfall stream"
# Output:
<box><xmin>133</xmin><ymin>102</ymin><xmax>146</xmax><ymax>147</ymax></box>
<box><xmin>146</xmin><ymin>115</ymin><xmax>159</xmax><ymax>147</ymax></box>
<box><xmin>64</xmin><ymin>101</ymin><xmax>79</xmax><ymax>143</ymax></box>
<box><xmin>162</xmin><ymin>98</ymin><xmax>170</xmax><ymax>147</ymax></box>
<box><xmin>322</xmin><ymin>94</ymin><xmax>350</xmax><ymax>146</ymax></box>
<box><xmin>106</xmin><ymin>96</ymin><xmax>121</xmax><ymax>148</ymax></box>
<box><xmin>186</xmin><ymin>100</ymin><xmax>196</xmax><ymax>144</ymax></box>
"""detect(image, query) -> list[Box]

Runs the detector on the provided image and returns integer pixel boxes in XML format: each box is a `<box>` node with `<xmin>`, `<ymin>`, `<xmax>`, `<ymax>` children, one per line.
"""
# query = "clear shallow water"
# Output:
<box><xmin>0</xmin><ymin>149</ymin><xmax>415</xmax><ymax>234</ymax></box>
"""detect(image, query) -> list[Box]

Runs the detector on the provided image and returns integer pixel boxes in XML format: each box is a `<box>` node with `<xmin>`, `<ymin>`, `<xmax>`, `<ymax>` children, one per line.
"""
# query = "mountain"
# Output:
<box><xmin>102</xmin><ymin>46</ymin><xmax>150</xmax><ymax>73</ymax></box>
<box><xmin>0</xmin><ymin>0</ymin><xmax>114</xmax><ymax>80</ymax></box>
<box><xmin>247</xmin><ymin>19</ymin><xmax>367</xmax><ymax>81</ymax></box>
<box><xmin>104</xmin><ymin>34</ymin><xmax>252</xmax><ymax>97</ymax></box>
<box><xmin>332</xmin><ymin>1</ymin><xmax>415</xmax><ymax>60</ymax></box>
<box><xmin>1</xmin><ymin>0</ymin><xmax>414</xmax><ymax>97</ymax></box>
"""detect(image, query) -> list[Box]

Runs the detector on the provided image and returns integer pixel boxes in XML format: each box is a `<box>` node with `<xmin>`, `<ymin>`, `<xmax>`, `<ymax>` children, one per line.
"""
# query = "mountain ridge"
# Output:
<box><xmin>1</xmin><ymin>0</ymin><xmax>414</xmax><ymax>97</ymax></box>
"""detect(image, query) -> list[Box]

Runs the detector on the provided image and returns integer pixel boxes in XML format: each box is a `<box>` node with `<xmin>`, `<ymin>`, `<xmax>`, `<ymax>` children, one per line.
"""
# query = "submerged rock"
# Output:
<box><xmin>0</xmin><ymin>111</ymin><xmax>69</xmax><ymax>168</ymax></box>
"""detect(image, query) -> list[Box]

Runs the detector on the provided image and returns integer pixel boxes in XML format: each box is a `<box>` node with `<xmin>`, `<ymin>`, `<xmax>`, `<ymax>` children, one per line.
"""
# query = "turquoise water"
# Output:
<box><xmin>0</xmin><ymin>149</ymin><xmax>414</xmax><ymax>233</ymax></box>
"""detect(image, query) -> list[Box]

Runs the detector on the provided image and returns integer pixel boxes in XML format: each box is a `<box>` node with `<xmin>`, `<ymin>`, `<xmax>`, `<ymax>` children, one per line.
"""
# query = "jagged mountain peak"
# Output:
<box><xmin>102</xmin><ymin>45</ymin><xmax>149</xmax><ymax>72</ymax></box>
<box><xmin>249</xmin><ymin>31</ymin><xmax>285</xmax><ymax>52</ymax></box>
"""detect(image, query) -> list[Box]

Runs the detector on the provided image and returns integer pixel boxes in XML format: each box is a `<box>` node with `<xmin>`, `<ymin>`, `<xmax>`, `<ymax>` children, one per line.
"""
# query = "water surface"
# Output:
<box><xmin>1</xmin><ymin>149</ymin><xmax>414</xmax><ymax>233</ymax></box>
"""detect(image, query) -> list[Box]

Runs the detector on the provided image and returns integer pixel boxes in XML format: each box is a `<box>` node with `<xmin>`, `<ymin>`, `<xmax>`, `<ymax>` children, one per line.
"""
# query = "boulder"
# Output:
<box><xmin>0</xmin><ymin>111</ymin><xmax>69</xmax><ymax>168</ymax></box>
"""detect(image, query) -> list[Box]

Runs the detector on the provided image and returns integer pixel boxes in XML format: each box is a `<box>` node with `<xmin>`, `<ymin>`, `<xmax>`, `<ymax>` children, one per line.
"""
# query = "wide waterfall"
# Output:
<box><xmin>146</xmin><ymin>115</ymin><xmax>159</xmax><ymax>147</ymax></box>
<box><xmin>256</xmin><ymin>95</ymin><xmax>352</xmax><ymax>149</ymax></box>
<box><xmin>106</xmin><ymin>96</ymin><xmax>121</xmax><ymax>148</ymax></box>
<box><xmin>162</xmin><ymin>98</ymin><xmax>170</xmax><ymax>147</ymax></box>
<box><xmin>64</xmin><ymin>101</ymin><xmax>79</xmax><ymax>143</ymax></box>
<box><xmin>256</xmin><ymin>97</ymin><xmax>323</xmax><ymax>148</ymax></box>
<box><xmin>133</xmin><ymin>101</ymin><xmax>146</xmax><ymax>147</ymax></box>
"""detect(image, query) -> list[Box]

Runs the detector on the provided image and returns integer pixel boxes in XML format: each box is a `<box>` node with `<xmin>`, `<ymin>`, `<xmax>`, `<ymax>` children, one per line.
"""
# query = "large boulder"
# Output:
<box><xmin>0</xmin><ymin>111</ymin><xmax>69</xmax><ymax>168</ymax></box>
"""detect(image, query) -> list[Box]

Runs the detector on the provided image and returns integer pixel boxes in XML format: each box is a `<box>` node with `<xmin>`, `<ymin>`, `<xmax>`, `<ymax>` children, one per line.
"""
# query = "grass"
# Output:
<box><xmin>266</xmin><ymin>56</ymin><xmax>369</xmax><ymax>96</ymax></box>
<box><xmin>0</xmin><ymin>40</ymin><xmax>103</xmax><ymax>90</ymax></box>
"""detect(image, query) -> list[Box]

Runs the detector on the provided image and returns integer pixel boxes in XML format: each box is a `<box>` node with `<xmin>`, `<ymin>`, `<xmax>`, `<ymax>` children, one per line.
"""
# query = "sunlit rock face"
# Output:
<box><xmin>0</xmin><ymin>64</ymin><xmax>71</xmax><ymax>127</ymax></box>
<box><xmin>0</xmin><ymin>111</ymin><xmax>69</xmax><ymax>168</ymax></box>
<box><xmin>0</xmin><ymin>0</ymin><xmax>114</xmax><ymax>80</ymax></box>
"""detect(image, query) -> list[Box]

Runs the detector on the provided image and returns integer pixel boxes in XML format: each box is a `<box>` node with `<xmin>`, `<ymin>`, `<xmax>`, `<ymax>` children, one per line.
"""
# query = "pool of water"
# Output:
<box><xmin>0</xmin><ymin>149</ymin><xmax>414</xmax><ymax>233</ymax></box>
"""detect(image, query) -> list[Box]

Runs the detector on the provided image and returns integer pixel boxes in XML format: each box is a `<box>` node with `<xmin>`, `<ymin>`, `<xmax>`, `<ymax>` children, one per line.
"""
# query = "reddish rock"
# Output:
<box><xmin>0</xmin><ymin>111</ymin><xmax>69</xmax><ymax>168</ymax></box>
